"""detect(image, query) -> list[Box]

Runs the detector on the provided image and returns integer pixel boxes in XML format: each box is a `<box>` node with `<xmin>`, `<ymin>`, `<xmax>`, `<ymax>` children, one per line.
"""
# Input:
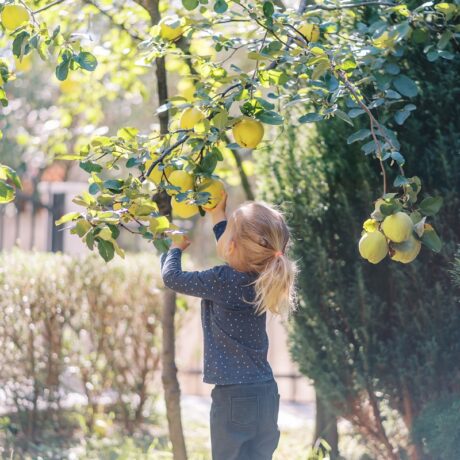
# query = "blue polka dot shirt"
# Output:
<box><xmin>160</xmin><ymin>220</ymin><xmax>274</xmax><ymax>385</ymax></box>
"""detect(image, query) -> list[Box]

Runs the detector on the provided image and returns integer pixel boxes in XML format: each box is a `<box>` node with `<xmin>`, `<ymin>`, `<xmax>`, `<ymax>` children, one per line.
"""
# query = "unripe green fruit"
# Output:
<box><xmin>382</xmin><ymin>212</ymin><xmax>414</xmax><ymax>243</ymax></box>
<box><xmin>359</xmin><ymin>231</ymin><xmax>388</xmax><ymax>264</ymax></box>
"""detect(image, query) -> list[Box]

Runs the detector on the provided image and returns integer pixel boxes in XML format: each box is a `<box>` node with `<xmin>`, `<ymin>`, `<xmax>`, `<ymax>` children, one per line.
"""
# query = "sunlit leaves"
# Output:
<box><xmin>182</xmin><ymin>0</ymin><xmax>199</xmax><ymax>11</ymax></box>
<box><xmin>0</xmin><ymin>164</ymin><xmax>22</xmax><ymax>204</ymax></box>
<box><xmin>55</xmin><ymin>211</ymin><xmax>81</xmax><ymax>225</ymax></box>
<box><xmin>3</xmin><ymin>0</ymin><xmax>457</xmax><ymax>261</ymax></box>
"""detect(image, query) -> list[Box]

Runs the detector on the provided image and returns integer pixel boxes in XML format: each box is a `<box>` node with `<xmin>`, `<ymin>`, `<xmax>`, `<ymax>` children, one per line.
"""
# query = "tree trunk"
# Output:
<box><xmin>141</xmin><ymin>0</ymin><xmax>188</xmax><ymax>458</ymax></box>
<box><xmin>314</xmin><ymin>391</ymin><xmax>339</xmax><ymax>459</ymax></box>
<box><xmin>161</xmin><ymin>288</ymin><xmax>187</xmax><ymax>459</ymax></box>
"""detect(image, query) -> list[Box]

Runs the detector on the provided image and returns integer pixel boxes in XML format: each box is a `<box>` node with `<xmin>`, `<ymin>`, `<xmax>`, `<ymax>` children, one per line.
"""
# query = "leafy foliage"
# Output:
<box><xmin>411</xmin><ymin>395</ymin><xmax>460</xmax><ymax>460</ymax></box>
<box><xmin>2</xmin><ymin>0</ymin><xmax>458</xmax><ymax>257</ymax></box>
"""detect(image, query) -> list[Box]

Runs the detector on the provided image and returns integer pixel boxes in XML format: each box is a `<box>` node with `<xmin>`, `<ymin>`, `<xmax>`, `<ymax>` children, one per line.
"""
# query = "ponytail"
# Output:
<box><xmin>253</xmin><ymin>252</ymin><xmax>297</xmax><ymax>317</ymax></box>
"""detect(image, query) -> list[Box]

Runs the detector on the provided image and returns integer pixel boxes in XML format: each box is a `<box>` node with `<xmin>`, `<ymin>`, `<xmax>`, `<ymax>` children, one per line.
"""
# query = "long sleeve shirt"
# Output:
<box><xmin>160</xmin><ymin>221</ymin><xmax>274</xmax><ymax>385</ymax></box>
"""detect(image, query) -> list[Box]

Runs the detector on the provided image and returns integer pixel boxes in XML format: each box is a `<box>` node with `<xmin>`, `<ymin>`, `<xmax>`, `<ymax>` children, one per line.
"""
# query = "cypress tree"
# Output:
<box><xmin>258</xmin><ymin>51</ymin><xmax>460</xmax><ymax>458</ymax></box>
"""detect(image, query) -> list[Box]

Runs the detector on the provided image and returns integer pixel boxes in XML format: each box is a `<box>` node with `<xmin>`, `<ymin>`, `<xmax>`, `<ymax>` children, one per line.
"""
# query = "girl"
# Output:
<box><xmin>160</xmin><ymin>191</ymin><xmax>297</xmax><ymax>460</ymax></box>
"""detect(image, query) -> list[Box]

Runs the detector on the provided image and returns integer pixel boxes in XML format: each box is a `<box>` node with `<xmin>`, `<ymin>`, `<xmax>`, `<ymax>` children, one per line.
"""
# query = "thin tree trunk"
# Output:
<box><xmin>230</xmin><ymin>148</ymin><xmax>255</xmax><ymax>201</ymax></box>
<box><xmin>161</xmin><ymin>288</ymin><xmax>187</xmax><ymax>460</ymax></box>
<box><xmin>314</xmin><ymin>391</ymin><xmax>339</xmax><ymax>459</ymax></box>
<box><xmin>139</xmin><ymin>1</ymin><xmax>188</xmax><ymax>458</ymax></box>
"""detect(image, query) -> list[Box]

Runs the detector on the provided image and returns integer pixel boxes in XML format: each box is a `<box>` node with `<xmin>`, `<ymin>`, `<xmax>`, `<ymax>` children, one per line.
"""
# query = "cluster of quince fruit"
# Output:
<box><xmin>143</xmin><ymin>159</ymin><xmax>225</xmax><ymax>219</ymax></box>
<box><xmin>359</xmin><ymin>197</ymin><xmax>441</xmax><ymax>264</ymax></box>
<box><xmin>141</xmin><ymin>106</ymin><xmax>264</xmax><ymax>219</ymax></box>
<box><xmin>179</xmin><ymin>107</ymin><xmax>264</xmax><ymax>148</ymax></box>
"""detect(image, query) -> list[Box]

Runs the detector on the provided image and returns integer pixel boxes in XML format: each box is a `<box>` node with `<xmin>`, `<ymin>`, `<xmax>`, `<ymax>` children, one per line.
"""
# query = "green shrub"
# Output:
<box><xmin>411</xmin><ymin>252</ymin><xmax>460</xmax><ymax>459</ymax></box>
<box><xmin>0</xmin><ymin>250</ymin><xmax>166</xmax><ymax>448</ymax></box>
<box><xmin>412</xmin><ymin>396</ymin><xmax>460</xmax><ymax>460</ymax></box>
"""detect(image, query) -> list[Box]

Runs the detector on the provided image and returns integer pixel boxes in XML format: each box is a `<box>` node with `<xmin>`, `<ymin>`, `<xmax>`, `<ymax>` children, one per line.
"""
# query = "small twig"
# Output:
<box><xmin>305</xmin><ymin>1</ymin><xmax>396</xmax><ymax>11</ymax></box>
<box><xmin>336</xmin><ymin>69</ymin><xmax>390</xmax><ymax>194</ymax></box>
<box><xmin>32</xmin><ymin>0</ymin><xmax>67</xmax><ymax>14</ymax></box>
<box><xmin>236</xmin><ymin>2</ymin><xmax>293</xmax><ymax>50</ymax></box>
<box><xmin>250</xmin><ymin>31</ymin><xmax>268</xmax><ymax>99</ymax></box>
<box><xmin>141</xmin><ymin>135</ymin><xmax>190</xmax><ymax>182</ymax></box>
<box><xmin>120</xmin><ymin>223</ymin><xmax>142</xmax><ymax>234</ymax></box>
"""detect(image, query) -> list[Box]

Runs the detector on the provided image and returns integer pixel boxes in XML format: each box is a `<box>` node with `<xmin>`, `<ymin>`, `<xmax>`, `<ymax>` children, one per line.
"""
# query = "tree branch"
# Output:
<box><xmin>32</xmin><ymin>0</ymin><xmax>67</xmax><ymax>14</ymax></box>
<box><xmin>141</xmin><ymin>135</ymin><xmax>190</xmax><ymax>182</ymax></box>
<box><xmin>305</xmin><ymin>1</ymin><xmax>396</xmax><ymax>11</ymax></box>
<box><xmin>336</xmin><ymin>69</ymin><xmax>390</xmax><ymax>194</ymax></box>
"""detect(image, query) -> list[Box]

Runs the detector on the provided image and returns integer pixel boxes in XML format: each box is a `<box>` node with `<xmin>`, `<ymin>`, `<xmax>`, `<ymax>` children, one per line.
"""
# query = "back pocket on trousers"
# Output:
<box><xmin>230</xmin><ymin>396</ymin><xmax>259</xmax><ymax>426</ymax></box>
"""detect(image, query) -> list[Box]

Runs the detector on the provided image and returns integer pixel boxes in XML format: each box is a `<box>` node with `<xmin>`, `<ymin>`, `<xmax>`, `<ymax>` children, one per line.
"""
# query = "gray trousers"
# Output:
<box><xmin>210</xmin><ymin>380</ymin><xmax>280</xmax><ymax>460</ymax></box>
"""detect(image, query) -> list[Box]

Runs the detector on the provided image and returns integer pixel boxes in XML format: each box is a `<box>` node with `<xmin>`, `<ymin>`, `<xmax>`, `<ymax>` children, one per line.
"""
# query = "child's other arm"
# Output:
<box><xmin>208</xmin><ymin>190</ymin><xmax>228</xmax><ymax>241</ymax></box>
<box><xmin>160</xmin><ymin>249</ymin><xmax>227</xmax><ymax>300</ymax></box>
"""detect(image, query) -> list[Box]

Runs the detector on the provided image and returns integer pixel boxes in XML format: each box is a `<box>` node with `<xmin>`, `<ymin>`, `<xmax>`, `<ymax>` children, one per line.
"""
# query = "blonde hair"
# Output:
<box><xmin>217</xmin><ymin>202</ymin><xmax>297</xmax><ymax>317</ymax></box>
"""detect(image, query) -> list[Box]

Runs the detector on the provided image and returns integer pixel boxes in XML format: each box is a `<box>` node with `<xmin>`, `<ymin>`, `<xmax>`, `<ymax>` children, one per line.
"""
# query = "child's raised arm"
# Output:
<box><xmin>206</xmin><ymin>191</ymin><xmax>227</xmax><ymax>226</ymax></box>
<box><xmin>160</xmin><ymin>248</ymin><xmax>229</xmax><ymax>301</ymax></box>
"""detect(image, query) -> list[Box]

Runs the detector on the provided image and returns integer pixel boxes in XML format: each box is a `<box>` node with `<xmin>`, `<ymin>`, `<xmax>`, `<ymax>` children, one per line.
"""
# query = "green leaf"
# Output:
<box><xmin>381</xmin><ymin>201</ymin><xmax>401</xmax><ymax>216</ymax></box>
<box><xmin>421</xmin><ymin>227</ymin><xmax>442</xmax><ymax>253</ymax></box>
<box><xmin>256</xmin><ymin>111</ymin><xmax>283</xmax><ymax>125</ymax></box>
<box><xmin>12</xmin><ymin>31</ymin><xmax>30</xmax><ymax>58</ymax></box>
<box><xmin>108</xmin><ymin>224</ymin><xmax>121</xmax><ymax>239</ymax></box>
<box><xmin>426</xmin><ymin>49</ymin><xmax>439</xmax><ymax>62</ymax></box>
<box><xmin>154</xmin><ymin>238</ymin><xmax>170</xmax><ymax>253</ymax></box>
<box><xmin>56</xmin><ymin>212</ymin><xmax>81</xmax><ymax>226</ymax></box>
<box><xmin>86</xmin><ymin>229</ymin><xmax>95</xmax><ymax>250</ymax></box>
<box><xmin>55</xmin><ymin>60</ymin><xmax>70</xmax><ymax>81</ymax></box>
<box><xmin>393</xmin><ymin>75</ymin><xmax>418</xmax><ymax>98</ymax></box>
<box><xmin>1</xmin><ymin>165</ymin><xmax>22</xmax><ymax>188</ymax></box>
<box><xmin>76</xmin><ymin>51</ymin><xmax>98</xmax><ymax>71</ymax></box>
<box><xmin>97</xmin><ymin>239</ymin><xmax>115</xmax><ymax>262</ymax></box>
<box><xmin>214</xmin><ymin>0</ymin><xmax>228</xmax><ymax>13</ymax></box>
<box><xmin>0</xmin><ymin>181</ymin><xmax>14</xmax><ymax>203</ymax></box>
<box><xmin>263</xmin><ymin>1</ymin><xmax>274</xmax><ymax>18</ymax></box>
<box><xmin>79</xmin><ymin>161</ymin><xmax>103</xmax><ymax>173</ymax></box>
<box><xmin>126</xmin><ymin>157</ymin><xmax>139</xmax><ymax>168</ymax></box>
<box><xmin>98</xmin><ymin>227</ymin><xmax>113</xmax><ymax>241</ymax></box>
<box><xmin>103</xmin><ymin>179</ymin><xmax>124</xmax><ymax>193</ymax></box>
<box><xmin>394</xmin><ymin>110</ymin><xmax>411</xmax><ymax>125</ymax></box>
<box><xmin>117</xmin><ymin>127</ymin><xmax>138</xmax><ymax>140</ymax></box>
<box><xmin>394</xmin><ymin>175</ymin><xmax>408</xmax><ymax>187</ymax></box>
<box><xmin>419</xmin><ymin>196</ymin><xmax>443</xmax><ymax>216</ymax></box>
<box><xmin>89</xmin><ymin>182</ymin><xmax>100</xmax><ymax>195</ymax></box>
<box><xmin>361</xmin><ymin>141</ymin><xmax>377</xmax><ymax>155</ymax></box>
<box><xmin>390</xmin><ymin>151</ymin><xmax>405</xmax><ymax>166</ymax></box>
<box><xmin>75</xmin><ymin>220</ymin><xmax>92</xmax><ymax>237</ymax></box>
<box><xmin>347</xmin><ymin>129</ymin><xmax>371</xmax><ymax>144</ymax></box>
<box><xmin>298</xmin><ymin>113</ymin><xmax>322</xmax><ymax>123</ymax></box>
<box><xmin>348</xmin><ymin>108</ymin><xmax>365</xmax><ymax>118</ymax></box>
<box><xmin>0</xmin><ymin>88</ymin><xmax>8</xmax><ymax>107</ymax></box>
<box><xmin>183</xmin><ymin>0</ymin><xmax>199</xmax><ymax>10</ymax></box>
<box><xmin>334</xmin><ymin>109</ymin><xmax>353</xmax><ymax>126</ymax></box>
<box><xmin>384</xmin><ymin>63</ymin><xmax>400</xmax><ymax>75</ymax></box>
<box><xmin>211</xmin><ymin>110</ymin><xmax>228</xmax><ymax>130</ymax></box>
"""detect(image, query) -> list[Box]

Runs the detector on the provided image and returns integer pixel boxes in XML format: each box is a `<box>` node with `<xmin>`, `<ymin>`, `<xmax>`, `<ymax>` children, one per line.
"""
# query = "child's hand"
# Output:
<box><xmin>170</xmin><ymin>235</ymin><xmax>191</xmax><ymax>251</ymax></box>
<box><xmin>207</xmin><ymin>191</ymin><xmax>228</xmax><ymax>225</ymax></box>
